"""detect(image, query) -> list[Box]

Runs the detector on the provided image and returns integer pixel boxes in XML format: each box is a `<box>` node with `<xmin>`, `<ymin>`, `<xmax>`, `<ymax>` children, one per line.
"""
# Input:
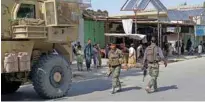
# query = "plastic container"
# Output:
<box><xmin>18</xmin><ymin>52</ymin><xmax>30</xmax><ymax>72</ymax></box>
<box><xmin>4</xmin><ymin>53</ymin><xmax>19</xmax><ymax>73</ymax></box>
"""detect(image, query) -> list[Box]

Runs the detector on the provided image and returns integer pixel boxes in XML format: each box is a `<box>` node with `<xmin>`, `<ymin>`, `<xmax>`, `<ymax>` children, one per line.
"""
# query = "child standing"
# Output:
<box><xmin>76</xmin><ymin>45</ymin><xmax>84</xmax><ymax>71</ymax></box>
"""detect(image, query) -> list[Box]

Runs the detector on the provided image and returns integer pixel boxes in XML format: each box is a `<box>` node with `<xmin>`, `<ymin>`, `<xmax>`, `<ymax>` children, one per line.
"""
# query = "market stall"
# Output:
<box><xmin>105</xmin><ymin>33</ymin><xmax>147</xmax><ymax>69</ymax></box>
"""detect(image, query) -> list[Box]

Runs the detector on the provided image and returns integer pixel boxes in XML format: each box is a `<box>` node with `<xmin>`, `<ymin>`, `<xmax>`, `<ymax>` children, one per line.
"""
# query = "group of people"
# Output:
<box><xmin>105</xmin><ymin>42</ymin><xmax>145</xmax><ymax>71</ymax></box>
<box><xmin>73</xmin><ymin>37</ymin><xmax>203</xmax><ymax>94</ymax></box>
<box><xmin>107</xmin><ymin>37</ymin><xmax>167</xmax><ymax>94</ymax></box>
<box><xmin>73</xmin><ymin>39</ymin><xmax>102</xmax><ymax>71</ymax></box>
<box><xmin>162</xmin><ymin>38</ymin><xmax>204</xmax><ymax>57</ymax></box>
<box><xmin>176</xmin><ymin>39</ymin><xmax>204</xmax><ymax>55</ymax></box>
<box><xmin>123</xmin><ymin>43</ymin><xmax>144</xmax><ymax>69</ymax></box>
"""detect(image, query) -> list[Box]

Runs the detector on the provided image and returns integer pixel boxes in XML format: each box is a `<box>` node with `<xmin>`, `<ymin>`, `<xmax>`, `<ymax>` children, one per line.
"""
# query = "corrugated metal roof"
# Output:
<box><xmin>137</xmin><ymin>0</ymin><xmax>150</xmax><ymax>10</ymax></box>
<box><xmin>151</xmin><ymin>0</ymin><xmax>167</xmax><ymax>12</ymax></box>
<box><xmin>124</xmin><ymin>0</ymin><xmax>139</xmax><ymax>10</ymax></box>
<box><xmin>183</xmin><ymin>8</ymin><xmax>205</xmax><ymax>16</ymax></box>
<box><xmin>144</xmin><ymin>4</ymin><xmax>203</xmax><ymax>12</ymax></box>
<box><xmin>167</xmin><ymin>8</ymin><xmax>205</xmax><ymax>21</ymax></box>
<box><xmin>167</xmin><ymin>10</ymin><xmax>189</xmax><ymax>21</ymax></box>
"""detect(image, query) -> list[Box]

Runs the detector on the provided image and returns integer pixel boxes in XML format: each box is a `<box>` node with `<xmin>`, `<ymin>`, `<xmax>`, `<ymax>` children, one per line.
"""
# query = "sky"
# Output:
<box><xmin>90</xmin><ymin>0</ymin><xmax>205</xmax><ymax>16</ymax></box>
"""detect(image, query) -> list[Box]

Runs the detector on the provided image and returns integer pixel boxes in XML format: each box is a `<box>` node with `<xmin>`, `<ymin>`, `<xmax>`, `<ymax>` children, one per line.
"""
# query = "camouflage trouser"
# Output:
<box><xmin>111</xmin><ymin>65</ymin><xmax>121</xmax><ymax>88</ymax></box>
<box><xmin>148</xmin><ymin>63</ymin><xmax>159</xmax><ymax>90</ymax></box>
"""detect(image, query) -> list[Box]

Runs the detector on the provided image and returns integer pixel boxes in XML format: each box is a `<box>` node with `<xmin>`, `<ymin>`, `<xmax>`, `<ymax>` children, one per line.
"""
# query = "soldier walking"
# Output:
<box><xmin>108</xmin><ymin>43</ymin><xmax>123</xmax><ymax>94</ymax></box>
<box><xmin>143</xmin><ymin>37</ymin><xmax>167</xmax><ymax>93</ymax></box>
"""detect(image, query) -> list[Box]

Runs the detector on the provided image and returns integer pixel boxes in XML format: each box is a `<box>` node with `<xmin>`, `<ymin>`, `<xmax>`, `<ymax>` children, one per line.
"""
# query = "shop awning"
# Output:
<box><xmin>105</xmin><ymin>33</ymin><xmax>146</xmax><ymax>40</ymax></box>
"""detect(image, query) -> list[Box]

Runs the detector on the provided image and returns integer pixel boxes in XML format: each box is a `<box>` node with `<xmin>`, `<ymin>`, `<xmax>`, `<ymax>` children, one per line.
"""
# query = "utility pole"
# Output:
<box><xmin>177</xmin><ymin>21</ymin><xmax>180</xmax><ymax>57</ymax></box>
<box><xmin>134</xmin><ymin>11</ymin><xmax>137</xmax><ymax>34</ymax></box>
<box><xmin>157</xmin><ymin>10</ymin><xmax>160</xmax><ymax>47</ymax></box>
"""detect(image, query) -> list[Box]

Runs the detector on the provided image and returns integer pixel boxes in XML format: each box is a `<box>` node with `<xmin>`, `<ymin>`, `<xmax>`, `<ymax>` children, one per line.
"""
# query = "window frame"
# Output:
<box><xmin>16</xmin><ymin>3</ymin><xmax>36</xmax><ymax>19</ymax></box>
<box><xmin>13</xmin><ymin>2</ymin><xmax>37</xmax><ymax>20</ymax></box>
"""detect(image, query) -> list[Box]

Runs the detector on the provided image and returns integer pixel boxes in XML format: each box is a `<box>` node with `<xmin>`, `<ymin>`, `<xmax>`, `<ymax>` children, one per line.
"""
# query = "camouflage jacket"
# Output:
<box><xmin>108</xmin><ymin>48</ymin><xmax>123</xmax><ymax>66</ymax></box>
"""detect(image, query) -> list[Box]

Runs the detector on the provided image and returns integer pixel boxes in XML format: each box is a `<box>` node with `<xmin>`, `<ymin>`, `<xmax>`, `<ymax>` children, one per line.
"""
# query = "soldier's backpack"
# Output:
<box><xmin>146</xmin><ymin>44</ymin><xmax>159</xmax><ymax>63</ymax></box>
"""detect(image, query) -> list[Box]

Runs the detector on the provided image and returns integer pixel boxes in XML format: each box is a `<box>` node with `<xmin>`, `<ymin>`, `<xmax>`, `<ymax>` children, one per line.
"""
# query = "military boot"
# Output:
<box><xmin>145</xmin><ymin>87</ymin><xmax>152</xmax><ymax>93</ymax></box>
<box><xmin>117</xmin><ymin>83</ymin><xmax>122</xmax><ymax>92</ymax></box>
<box><xmin>111</xmin><ymin>87</ymin><xmax>115</xmax><ymax>94</ymax></box>
<box><xmin>153</xmin><ymin>88</ymin><xmax>158</xmax><ymax>92</ymax></box>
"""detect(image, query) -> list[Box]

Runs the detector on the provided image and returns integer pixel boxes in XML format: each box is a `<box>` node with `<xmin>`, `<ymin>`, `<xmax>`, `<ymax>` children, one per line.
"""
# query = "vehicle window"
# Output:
<box><xmin>17</xmin><ymin>4</ymin><xmax>36</xmax><ymax>18</ymax></box>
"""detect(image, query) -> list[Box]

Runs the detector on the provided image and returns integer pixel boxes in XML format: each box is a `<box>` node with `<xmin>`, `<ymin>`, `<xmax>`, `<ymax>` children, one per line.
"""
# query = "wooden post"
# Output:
<box><xmin>177</xmin><ymin>21</ymin><xmax>180</xmax><ymax>57</ymax></box>
<box><xmin>194</xmin><ymin>17</ymin><xmax>198</xmax><ymax>47</ymax></box>
<box><xmin>157</xmin><ymin>10</ymin><xmax>160</xmax><ymax>47</ymax></box>
<box><xmin>123</xmin><ymin>37</ymin><xmax>125</xmax><ymax>44</ymax></box>
<box><xmin>94</xmin><ymin>17</ymin><xmax>97</xmax><ymax>43</ymax></box>
<box><xmin>105</xmin><ymin>18</ymin><xmax>109</xmax><ymax>43</ymax></box>
<box><xmin>178</xmin><ymin>25</ymin><xmax>180</xmax><ymax>56</ymax></box>
<box><xmin>134</xmin><ymin>11</ymin><xmax>137</xmax><ymax>34</ymax></box>
<box><xmin>160</xmin><ymin>23</ymin><xmax>162</xmax><ymax>48</ymax></box>
<box><xmin>107</xmin><ymin>18</ymin><xmax>110</xmax><ymax>43</ymax></box>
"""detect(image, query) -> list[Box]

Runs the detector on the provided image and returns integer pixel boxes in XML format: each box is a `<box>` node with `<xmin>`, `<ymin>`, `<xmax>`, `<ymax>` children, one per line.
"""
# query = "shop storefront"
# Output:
<box><xmin>195</xmin><ymin>25</ymin><xmax>205</xmax><ymax>46</ymax></box>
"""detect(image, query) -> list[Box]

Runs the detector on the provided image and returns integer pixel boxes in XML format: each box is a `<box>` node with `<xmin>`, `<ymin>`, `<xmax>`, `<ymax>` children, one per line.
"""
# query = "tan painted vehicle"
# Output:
<box><xmin>1</xmin><ymin>0</ymin><xmax>81</xmax><ymax>99</ymax></box>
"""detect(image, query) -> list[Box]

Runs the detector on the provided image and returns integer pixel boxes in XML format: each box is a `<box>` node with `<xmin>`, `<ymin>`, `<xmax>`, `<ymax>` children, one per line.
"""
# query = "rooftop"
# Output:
<box><xmin>112</xmin><ymin>4</ymin><xmax>204</xmax><ymax>17</ymax></box>
<box><xmin>144</xmin><ymin>4</ymin><xmax>204</xmax><ymax>12</ymax></box>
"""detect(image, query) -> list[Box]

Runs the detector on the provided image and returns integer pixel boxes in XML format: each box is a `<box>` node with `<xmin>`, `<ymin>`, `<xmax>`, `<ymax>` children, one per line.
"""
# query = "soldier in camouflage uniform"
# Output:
<box><xmin>108</xmin><ymin>43</ymin><xmax>123</xmax><ymax>94</ymax></box>
<box><xmin>143</xmin><ymin>37</ymin><xmax>167</xmax><ymax>93</ymax></box>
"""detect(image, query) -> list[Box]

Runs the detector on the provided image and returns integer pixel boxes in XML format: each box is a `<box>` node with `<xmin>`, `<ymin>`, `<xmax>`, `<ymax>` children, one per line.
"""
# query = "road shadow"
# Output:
<box><xmin>67</xmin><ymin>78</ymin><xmax>111</xmax><ymax>97</ymax></box>
<box><xmin>1</xmin><ymin>69</ymin><xmax>144</xmax><ymax>101</ymax></box>
<box><xmin>120</xmin><ymin>69</ymin><xmax>143</xmax><ymax>78</ymax></box>
<box><xmin>1</xmin><ymin>78</ymin><xmax>112</xmax><ymax>101</ymax></box>
<box><xmin>1</xmin><ymin>85</ymin><xmax>44</xmax><ymax>101</ymax></box>
<box><xmin>155</xmin><ymin>85</ymin><xmax>178</xmax><ymax>93</ymax></box>
<box><xmin>117</xmin><ymin>86</ymin><xmax>142</xmax><ymax>93</ymax></box>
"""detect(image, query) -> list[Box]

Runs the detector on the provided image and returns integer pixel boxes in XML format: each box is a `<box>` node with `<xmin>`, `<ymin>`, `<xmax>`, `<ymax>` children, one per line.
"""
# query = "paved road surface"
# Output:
<box><xmin>2</xmin><ymin>58</ymin><xmax>205</xmax><ymax>101</ymax></box>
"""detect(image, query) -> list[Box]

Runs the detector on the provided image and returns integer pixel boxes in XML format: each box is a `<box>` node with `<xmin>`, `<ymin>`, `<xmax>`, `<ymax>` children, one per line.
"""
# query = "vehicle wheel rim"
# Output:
<box><xmin>53</xmin><ymin>72</ymin><xmax>62</xmax><ymax>82</ymax></box>
<box><xmin>50</xmin><ymin>66</ymin><xmax>64</xmax><ymax>88</ymax></box>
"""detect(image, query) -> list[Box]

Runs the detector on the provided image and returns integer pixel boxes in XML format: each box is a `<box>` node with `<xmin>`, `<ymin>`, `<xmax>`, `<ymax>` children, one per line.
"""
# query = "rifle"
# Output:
<box><xmin>106</xmin><ymin>63</ymin><xmax>112</xmax><ymax>77</ymax></box>
<box><xmin>142</xmin><ymin>60</ymin><xmax>148</xmax><ymax>82</ymax></box>
<box><xmin>106</xmin><ymin>69</ymin><xmax>112</xmax><ymax>77</ymax></box>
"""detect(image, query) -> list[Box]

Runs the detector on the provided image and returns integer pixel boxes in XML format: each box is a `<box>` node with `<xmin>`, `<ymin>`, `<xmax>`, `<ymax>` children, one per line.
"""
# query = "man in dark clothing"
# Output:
<box><xmin>186</xmin><ymin>39</ymin><xmax>192</xmax><ymax>53</ymax></box>
<box><xmin>181</xmin><ymin>40</ymin><xmax>185</xmax><ymax>55</ymax></box>
<box><xmin>84</xmin><ymin>39</ymin><xmax>93</xmax><ymax>71</ymax></box>
<box><xmin>203</xmin><ymin>42</ymin><xmax>205</xmax><ymax>53</ymax></box>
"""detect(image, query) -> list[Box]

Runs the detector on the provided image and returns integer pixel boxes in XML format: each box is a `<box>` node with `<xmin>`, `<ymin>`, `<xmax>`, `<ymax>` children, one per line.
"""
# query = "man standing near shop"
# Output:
<box><xmin>84</xmin><ymin>39</ymin><xmax>93</xmax><ymax>71</ymax></box>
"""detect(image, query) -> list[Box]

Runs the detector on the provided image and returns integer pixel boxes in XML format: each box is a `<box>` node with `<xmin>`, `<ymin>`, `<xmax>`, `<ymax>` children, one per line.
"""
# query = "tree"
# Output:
<box><xmin>97</xmin><ymin>9</ymin><xmax>102</xmax><ymax>13</ymax></box>
<box><xmin>184</xmin><ymin>2</ymin><xmax>187</xmax><ymax>5</ymax></box>
<box><xmin>103</xmin><ymin>10</ymin><xmax>108</xmax><ymax>16</ymax></box>
<box><xmin>179</xmin><ymin>2</ymin><xmax>187</xmax><ymax>6</ymax></box>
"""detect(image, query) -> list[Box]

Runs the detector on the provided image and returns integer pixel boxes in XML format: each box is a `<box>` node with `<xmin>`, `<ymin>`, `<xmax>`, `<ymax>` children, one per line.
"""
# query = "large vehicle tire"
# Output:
<box><xmin>31</xmin><ymin>54</ymin><xmax>72</xmax><ymax>99</ymax></box>
<box><xmin>2</xmin><ymin>76</ymin><xmax>21</xmax><ymax>94</ymax></box>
